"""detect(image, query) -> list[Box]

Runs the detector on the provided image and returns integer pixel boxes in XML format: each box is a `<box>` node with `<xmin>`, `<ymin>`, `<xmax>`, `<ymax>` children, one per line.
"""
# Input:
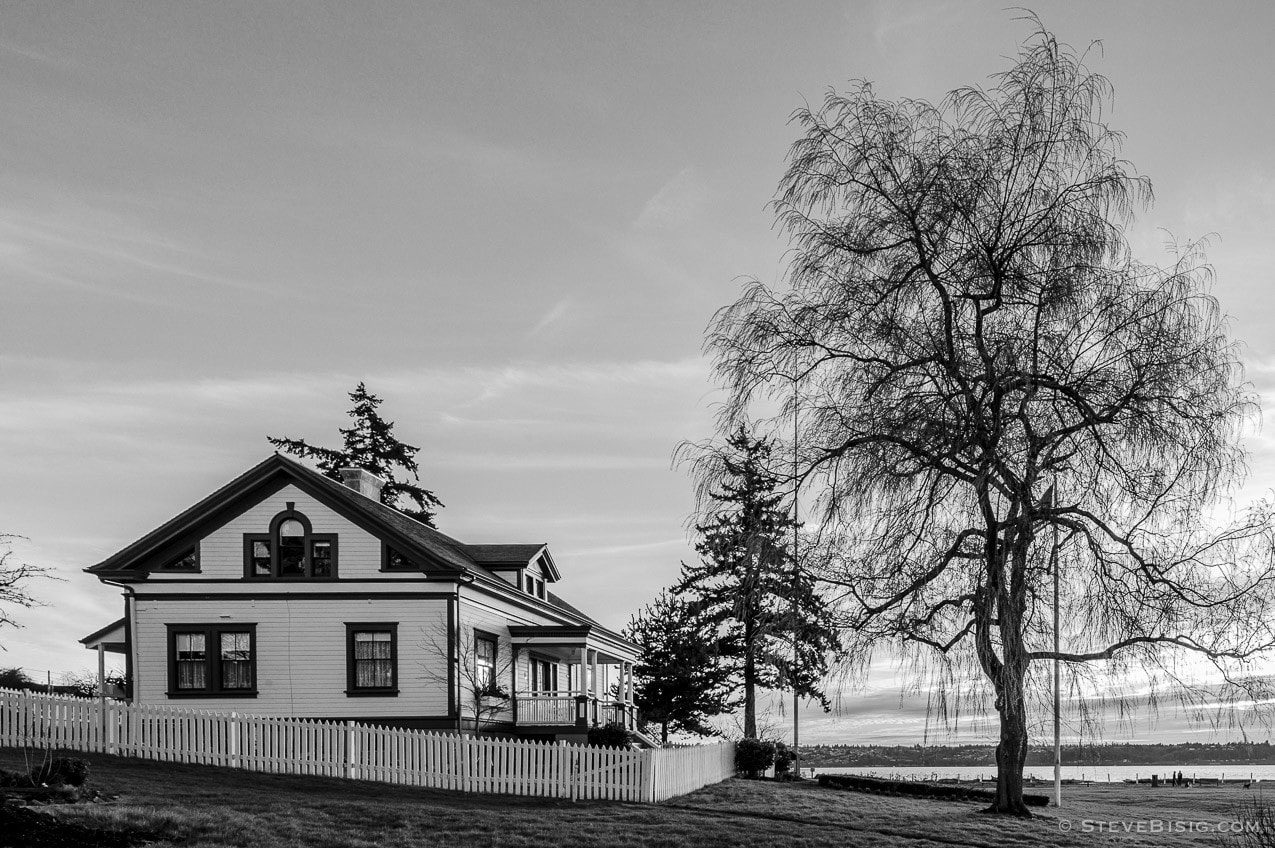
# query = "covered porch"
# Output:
<box><xmin>79</xmin><ymin>617</ymin><xmax>129</xmax><ymax>700</ymax></box>
<box><xmin>507</xmin><ymin>625</ymin><xmax>638</xmax><ymax>734</ymax></box>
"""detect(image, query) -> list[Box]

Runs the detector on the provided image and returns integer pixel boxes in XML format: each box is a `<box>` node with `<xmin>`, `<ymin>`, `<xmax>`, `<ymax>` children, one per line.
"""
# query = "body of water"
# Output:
<box><xmin>813</xmin><ymin>764</ymin><xmax>1275</xmax><ymax>784</ymax></box>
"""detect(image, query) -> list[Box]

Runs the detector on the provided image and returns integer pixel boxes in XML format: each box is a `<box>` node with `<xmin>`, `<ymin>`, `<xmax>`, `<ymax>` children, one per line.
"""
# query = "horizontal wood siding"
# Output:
<box><xmin>457</xmin><ymin>597</ymin><xmax>523</xmax><ymax>720</ymax></box>
<box><xmin>198</xmin><ymin>484</ymin><xmax>382</xmax><ymax>579</ymax></box>
<box><xmin>0</xmin><ymin>688</ymin><xmax>735</xmax><ymax>803</ymax></box>
<box><xmin>134</xmin><ymin>596</ymin><xmax>450</xmax><ymax>718</ymax></box>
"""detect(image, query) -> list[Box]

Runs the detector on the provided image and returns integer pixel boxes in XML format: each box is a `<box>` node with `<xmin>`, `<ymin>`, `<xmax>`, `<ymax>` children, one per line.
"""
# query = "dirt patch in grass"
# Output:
<box><xmin>0</xmin><ymin>801</ymin><xmax>174</xmax><ymax>848</ymax></box>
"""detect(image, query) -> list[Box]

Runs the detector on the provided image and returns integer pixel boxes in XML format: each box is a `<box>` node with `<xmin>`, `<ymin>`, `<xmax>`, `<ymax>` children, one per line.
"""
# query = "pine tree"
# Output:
<box><xmin>678</xmin><ymin>426</ymin><xmax>840</xmax><ymax>739</ymax></box>
<box><xmin>625</xmin><ymin>589</ymin><xmax>733</xmax><ymax>744</ymax></box>
<box><xmin>268</xmin><ymin>383</ymin><xmax>444</xmax><ymax>527</ymax></box>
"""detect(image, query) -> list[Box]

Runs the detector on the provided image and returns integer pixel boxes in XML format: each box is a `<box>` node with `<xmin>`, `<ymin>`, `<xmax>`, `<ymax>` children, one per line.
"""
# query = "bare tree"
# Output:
<box><xmin>0</xmin><ymin>536</ymin><xmax>51</xmax><ymax>645</ymax></box>
<box><xmin>419</xmin><ymin>623</ymin><xmax>514</xmax><ymax>736</ymax></box>
<box><xmin>705</xmin><ymin>22</ymin><xmax>1275</xmax><ymax>815</ymax></box>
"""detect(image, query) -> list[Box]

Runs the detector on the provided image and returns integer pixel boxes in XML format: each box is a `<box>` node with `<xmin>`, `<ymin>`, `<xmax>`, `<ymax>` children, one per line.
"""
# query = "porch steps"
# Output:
<box><xmin>631</xmin><ymin>728</ymin><xmax>661</xmax><ymax>749</ymax></box>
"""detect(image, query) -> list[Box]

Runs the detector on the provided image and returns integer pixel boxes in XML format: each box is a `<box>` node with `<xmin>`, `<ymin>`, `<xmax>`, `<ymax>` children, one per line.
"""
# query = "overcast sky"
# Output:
<box><xmin>3</xmin><ymin>1</ymin><xmax>1274</xmax><ymax>746</ymax></box>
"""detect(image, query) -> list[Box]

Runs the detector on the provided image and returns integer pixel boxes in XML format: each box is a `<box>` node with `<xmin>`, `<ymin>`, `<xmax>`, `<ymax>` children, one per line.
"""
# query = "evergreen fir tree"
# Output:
<box><xmin>678</xmin><ymin>426</ymin><xmax>840</xmax><ymax>739</ymax></box>
<box><xmin>268</xmin><ymin>382</ymin><xmax>444</xmax><ymax>527</ymax></box>
<box><xmin>625</xmin><ymin>589</ymin><xmax>733</xmax><ymax>744</ymax></box>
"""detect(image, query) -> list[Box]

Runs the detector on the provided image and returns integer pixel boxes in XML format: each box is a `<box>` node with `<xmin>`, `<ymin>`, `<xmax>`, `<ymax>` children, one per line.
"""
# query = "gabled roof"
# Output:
<box><xmin>463</xmin><ymin>543</ymin><xmax>561</xmax><ymax>581</ymax></box>
<box><xmin>82</xmin><ymin>453</ymin><xmax>634</xmax><ymax>649</ymax></box>
<box><xmin>464</xmin><ymin>544</ymin><xmax>546</xmax><ymax>564</ymax></box>
<box><xmin>85</xmin><ymin>454</ymin><xmax>482</xmax><ymax>578</ymax></box>
<box><xmin>79</xmin><ymin>617</ymin><xmax>127</xmax><ymax>646</ymax></box>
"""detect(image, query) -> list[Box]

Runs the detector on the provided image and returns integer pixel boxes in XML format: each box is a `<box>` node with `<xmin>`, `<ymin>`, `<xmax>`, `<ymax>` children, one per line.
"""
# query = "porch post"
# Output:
<box><xmin>510</xmin><ymin>645</ymin><xmax>521</xmax><ymax>726</ymax></box>
<box><xmin>590</xmin><ymin>650</ymin><xmax>600</xmax><ymax>726</ymax></box>
<box><xmin>575</xmin><ymin>645</ymin><xmax>590</xmax><ymax>730</ymax></box>
<box><xmin>97</xmin><ymin>644</ymin><xmax>107</xmax><ymax>750</ymax></box>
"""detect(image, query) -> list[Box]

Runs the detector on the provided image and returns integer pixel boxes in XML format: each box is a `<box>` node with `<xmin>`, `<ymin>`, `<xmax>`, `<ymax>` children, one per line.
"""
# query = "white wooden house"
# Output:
<box><xmin>81</xmin><ymin>454</ymin><xmax>643</xmax><ymax>743</ymax></box>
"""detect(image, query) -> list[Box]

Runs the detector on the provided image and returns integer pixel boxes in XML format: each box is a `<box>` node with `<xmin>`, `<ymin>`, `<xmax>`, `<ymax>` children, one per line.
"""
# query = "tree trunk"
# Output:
<box><xmin>661</xmin><ymin>721</ymin><xmax>669</xmax><ymax>745</ymax></box>
<box><xmin>973</xmin><ymin>515</ymin><xmax>1034</xmax><ymax>817</ymax></box>
<box><xmin>743</xmin><ymin>645</ymin><xmax>756</xmax><ymax>738</ymax></box>
<box><xmin>990</xmin><ymin>673</ymin><xmax>1032</xmax><ymax>816</ymax></box>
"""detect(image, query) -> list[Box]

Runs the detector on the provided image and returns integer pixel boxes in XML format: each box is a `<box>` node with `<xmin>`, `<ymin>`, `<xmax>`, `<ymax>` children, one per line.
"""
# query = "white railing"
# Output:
<box><xmin>0</xmin><ymin>688</ymin><xmax>733</xmax><ymax>803</ymax></box>
<box><xmin>514</xmin><ymin>693</ymin><xmax>638</xmax><ymax>730</ymax></box>
<box><xmin>515</xmin><ymin>694</ymin><xmax>576</xmax><ymax>725</ymax></box>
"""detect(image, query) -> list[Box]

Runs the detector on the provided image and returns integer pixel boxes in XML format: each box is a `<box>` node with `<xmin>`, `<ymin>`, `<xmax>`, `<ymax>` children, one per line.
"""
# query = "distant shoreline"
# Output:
<box><xmin>798</xmin><ymin>741</ymin><xmax>1275</xmax><ymax>769</ymax></box>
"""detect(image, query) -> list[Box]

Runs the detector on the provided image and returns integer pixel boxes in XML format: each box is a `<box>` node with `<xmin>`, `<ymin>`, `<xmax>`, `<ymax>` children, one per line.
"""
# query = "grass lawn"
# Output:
<box><xmin>1</xmin><ymin>747</ymin><xmax>1269</xmax><ymax>847</ymax></box>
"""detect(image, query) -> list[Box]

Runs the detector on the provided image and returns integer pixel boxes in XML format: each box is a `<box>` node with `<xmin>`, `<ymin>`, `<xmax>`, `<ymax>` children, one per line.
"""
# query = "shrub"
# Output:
<box><xmin>588</xmin><ymin>723</ymin><xmax>633</xmax><ymax>748</ymax></box>
<box><xmin>736</xmin><ymin>738</ymin><xmax>776</xmax><ymax>779</ymax></box>
<box><xmin>30</xmin><ymin>757</ymin><xmax>90</xmax><ymax>787</ymax></box>
<box><xmin>0</xmin><ymin>668</ymin><xmax>35</xmax><ymax>691</ymax></box>
<box><xmin>773</xmin><ymin>741</ymin><xmax>795</xmax><ymax>779</ymax></box>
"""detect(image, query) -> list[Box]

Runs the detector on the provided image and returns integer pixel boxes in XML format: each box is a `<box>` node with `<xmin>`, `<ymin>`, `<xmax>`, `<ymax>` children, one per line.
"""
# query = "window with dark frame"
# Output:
<box><xmin>174</xmin><ymin>632</ymin><xmax>206</xmax><ymax>689</ymax></box>
<box><xmin>167</xmin><ymin>624</ymin><xmax>256</xmax><ymax>697</ymax></box>
<box><xmin>158</xmin><ymin>548</ymin><xmax>199</xmax><ymax>571</ymax></box>
<box><xmin>381</xmin><ymin>544</ymin><xmax>417</xmax><ymax>572</ymax></box>
<box><xmin>219</xmin><ymin>632</ymin><xmax>253</xmax><ymax>690</ymax></box>
<box><xmin>475</xmin><ymin>633</ymin><xmax>497</xmax><ymax>693</ymax></box>
<box><xmin>346</xmin><ymin>624</ymin><xmax>398</xmax><ymax>695</ymax></box>
<box><xmin>243</xmin><ymin>505</ymin><xmax>337</xmax><ymax>579</ymax></box>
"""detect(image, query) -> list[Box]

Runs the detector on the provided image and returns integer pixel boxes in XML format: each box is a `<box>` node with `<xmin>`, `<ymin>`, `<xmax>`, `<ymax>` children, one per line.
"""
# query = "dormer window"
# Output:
<box><xmin>524</xmin><ymin>573</ymin><xmax>546</xmax><ymax>599</ymax></box>
<box><xmin>244</xmin><ymin>504</ymin><xmax>338</xmax><ymax>579</ymax></box>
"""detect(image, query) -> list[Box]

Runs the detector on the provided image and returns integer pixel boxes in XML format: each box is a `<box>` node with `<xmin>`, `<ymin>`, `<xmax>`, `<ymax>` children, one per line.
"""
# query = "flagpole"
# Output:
<box><xmin>792</xmin><ymin>372</ymin><xmax>800</xmax><ymax>775</ymax></box>
<box><xmin>1051</xmin><ymin>485</ymin><xmax>1062</xmax><ymax>808</ymax></box>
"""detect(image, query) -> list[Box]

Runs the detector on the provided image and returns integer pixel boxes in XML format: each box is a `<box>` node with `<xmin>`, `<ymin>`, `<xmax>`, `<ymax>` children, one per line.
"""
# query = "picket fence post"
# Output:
<box><xmin>641</xmin><ymin>747</ymin><xmax>656</xmax><ymax>803</ymax></box>
<box><xmin>228</xmin><ymin>712</ymin><xmax>238</xmax><ymax>770</ymax></box>
<box><xmin>344</xmin><ymin>720</ymin><xmax>355</xmax><ymax>780</ymax></box>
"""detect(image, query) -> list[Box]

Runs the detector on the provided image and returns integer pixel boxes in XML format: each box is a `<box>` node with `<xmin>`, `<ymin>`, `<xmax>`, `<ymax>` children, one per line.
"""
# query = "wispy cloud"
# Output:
<box><xmin>568</xmin><ymin>537</ymin><xmax>686</xmax><ymax>557</ymax></box>
<box><xmin>632</xmin><ymin>167</ymin><xmax>707</xmax><ymax>232</ymax></box>
<box><xmin>0</xmin><ymin>199</ymin><xmax>275</xmax><ymax>301</ymax></box>
<box><xmin>529</xmin><ymin>298</ymin><xmax>573</xmax><ymax>337</ymax></box>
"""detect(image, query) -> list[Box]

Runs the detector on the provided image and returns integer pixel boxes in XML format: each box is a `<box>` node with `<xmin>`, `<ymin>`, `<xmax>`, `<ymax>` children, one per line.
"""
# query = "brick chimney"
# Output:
<box><xmin>338</xmin><ymin>467</ymin><xmax>387</xmax><ymax>501</ymax></box>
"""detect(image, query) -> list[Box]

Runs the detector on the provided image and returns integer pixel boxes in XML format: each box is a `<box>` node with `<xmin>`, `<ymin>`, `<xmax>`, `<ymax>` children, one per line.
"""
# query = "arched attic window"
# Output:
<box><xmin>244</xmin><ymin>503</ymin><xmax>337</xmax><ymax>579</ymax></box>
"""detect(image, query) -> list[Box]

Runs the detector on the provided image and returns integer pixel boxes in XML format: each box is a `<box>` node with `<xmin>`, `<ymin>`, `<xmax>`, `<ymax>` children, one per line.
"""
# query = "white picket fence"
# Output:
<box><xmin>0</xmin><ymin>688</ymin><xmax>734</xmax><ymax>803</ymax></box>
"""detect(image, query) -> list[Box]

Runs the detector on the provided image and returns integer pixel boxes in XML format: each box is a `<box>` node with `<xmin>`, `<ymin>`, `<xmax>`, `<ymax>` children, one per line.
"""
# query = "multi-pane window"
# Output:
<box><xmin>523</xmin><ymin>573</ymin><xmax>545</xmax><ymax>599</ymax></box>
<box><xmin>244</xmin><ymin>506</ymin><xmax>337</xmax><ymax>579</ymax></box>
<box><xmin>175</xmin><ymin>633</ymin><xmax>207</xmax><ymax>690</ymax></box>
<box><xmin>529</xmin><ymin>656</ymin><xmax>557</xmax><ymax>694</ymax></box>
<box><xmin>475</xmin><ymin>634</ymin><xmax>498</xmax><ymax>693</ymax></box>
<box><xmin>250</xmin><ymin>539</ymin><xmax>271</xmax><ymax>576</ymax></box>
<box><xmin>168</xmin><ymin>625</ymin><xmax>256</xmax><ymax>696</ymax></box>
<box><xmin>311</xmin><ymin>539</ymin><xmax>334</xmax><ymax>576</ymax></box>
<box><xmin>219</xmin><ymin>632</ymin><xmax>253</xmax><ymax>690</ymax></box>
<box><xmin>278</xmin><ymin>519</ymin><xmax>306</xmax><ymax>576</ymax></box>
<box><xmin>346</xmin><ymin>624</ymin><xmax>397</xmax><ymax>695</ymax></box>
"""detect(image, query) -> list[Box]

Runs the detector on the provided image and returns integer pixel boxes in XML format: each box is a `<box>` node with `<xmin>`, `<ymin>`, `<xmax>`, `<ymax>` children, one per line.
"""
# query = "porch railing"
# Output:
<box><xmin>514</xmin><ymin>693</ymin><xmax>637</xmax><ymax>730</ymax></box>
